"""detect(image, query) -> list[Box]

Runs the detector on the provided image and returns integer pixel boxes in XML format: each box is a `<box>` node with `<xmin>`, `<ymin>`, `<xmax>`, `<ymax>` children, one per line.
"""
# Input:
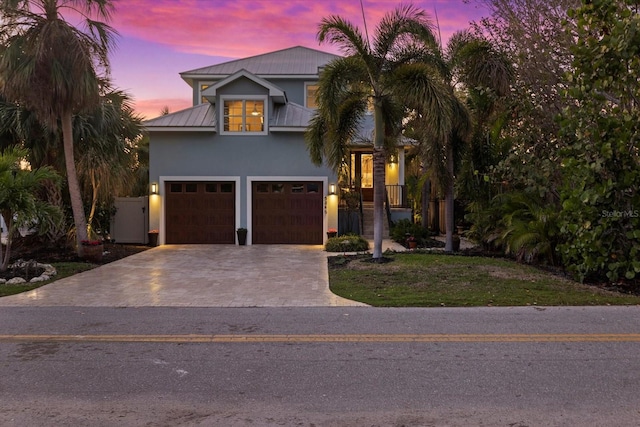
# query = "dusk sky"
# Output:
<box><xmin>107</xmin><ymin>0</ymin><xmax>490</xmax><ymax>119</ymax></box>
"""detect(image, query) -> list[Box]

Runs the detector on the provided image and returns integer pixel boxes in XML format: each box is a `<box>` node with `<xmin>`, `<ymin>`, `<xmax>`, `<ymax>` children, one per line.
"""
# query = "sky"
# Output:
<box><xmin>106</xmin><ymin>0</ymin><xmax>491</xmax><ymax>119</ymax></box>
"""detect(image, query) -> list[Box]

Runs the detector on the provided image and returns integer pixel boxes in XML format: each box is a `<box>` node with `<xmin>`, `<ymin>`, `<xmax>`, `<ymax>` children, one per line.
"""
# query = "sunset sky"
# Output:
<box><xmin>107</xmin><ymin>0</ymin><xmax>490</xmax><ymax>119</ymax></box>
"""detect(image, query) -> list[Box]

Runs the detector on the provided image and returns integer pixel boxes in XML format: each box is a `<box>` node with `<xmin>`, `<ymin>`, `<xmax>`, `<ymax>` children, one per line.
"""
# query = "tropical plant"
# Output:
<box><xmin>0</xmin><ymin>0</ymin><xmax>117</xmax><ymax>256</ymax></box>
<box><xmin>307</xmin><ymin>4</ymin><xmax>455</xmax><ymax>258</ymax></box>
<box><xmin>0</xmin><ymin>147</ymin><xmax>61</xmax><ymax>271</ymax></box>
<box><xmin>74</xmin><ymin>85</ymin><xmax>144</xmax><ymax>235</ymax></box>
<box><xmin>557</xmin><ymin>0</ymin><xmax>640</xmax><ymax>284</ymax></box>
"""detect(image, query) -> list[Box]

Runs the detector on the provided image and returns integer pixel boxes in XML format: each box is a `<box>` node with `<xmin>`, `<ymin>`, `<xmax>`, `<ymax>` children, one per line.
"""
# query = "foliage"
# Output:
<box><xmin>325</xmin><ymin>234</ymin><xmax>369</xmax><ymax>252</ymax></box>
<box><xmin>0</xmin><ymin>146</ymin><xmax>61</xmax><ymax>271</ymax></box>
<box><xmin>557</xmin><ymin>0</ymin><xmax>640</xmax><ymax>285</ymax></box>
<box><xmin>307</xmin><ymin>4</ymin><xmax>451</xmax><ymax>258</ymax></box>
<box><xmin>390</xmin><ymin>219</ymin><xmax>431</xmax><ymax>246</ymax></box>
<box><xmin>0</xmin><ymin>0</ymin><xmax>117</xmax><ymax>256</ymax></box>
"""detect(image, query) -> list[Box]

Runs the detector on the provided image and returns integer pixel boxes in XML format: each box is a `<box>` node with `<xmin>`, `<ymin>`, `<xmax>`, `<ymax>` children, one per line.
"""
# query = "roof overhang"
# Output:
<box><xmin>201</xmin><ymin>69</ymin><xmax>287</xmax><ymax>103</ymax></box>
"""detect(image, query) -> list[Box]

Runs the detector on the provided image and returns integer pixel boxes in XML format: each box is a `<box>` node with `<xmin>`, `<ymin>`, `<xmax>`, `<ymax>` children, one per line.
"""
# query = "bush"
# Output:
<box><xmin>390</xmin><ymin>219</ymin><xmax>430</xmax><ymax>246</ymax></box>
<box><xmin>325</xmin><ymin>234</ymin><xmax>369</xmax><ymax>252</ymax></box>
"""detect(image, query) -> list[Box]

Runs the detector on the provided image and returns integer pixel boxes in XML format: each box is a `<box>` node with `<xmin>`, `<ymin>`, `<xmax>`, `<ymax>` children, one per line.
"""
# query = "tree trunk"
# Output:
<box><xmin>0</xmin><ymin>212</ymin><xmax>12</xmax><ymax>272</ymax></box>
<box><xmin>61</xmin><ymin>112</ymin><xmax>88</xmax><ymax>256</ymax></box>
<box><xmin>44</xmin><ymin>180</ymin><xmax>67</xmax><ymax>242</ymax></box>
<box><xmin>444</xmin><ymin>145</ymin><xmax>455</xmax><ymax>252</ymax></box>
<box><xmin>87</xmin><ymin>169</ymin><xmax>100</xmax><ymax>237</ymax></box>
<box><xmin>371</xmin><ymin>101</ymin><xmax>386</xmax><ymax>260</ymax></box>
<box><xmin>372</xmin><ymin>146</ymin><xmax>386</xmax><ymax>259</ymax></box>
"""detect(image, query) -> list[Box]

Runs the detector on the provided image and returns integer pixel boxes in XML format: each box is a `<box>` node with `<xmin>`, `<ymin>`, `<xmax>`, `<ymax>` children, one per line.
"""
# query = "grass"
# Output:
<box><xmin>329</xmin><ymin>252</ymin><xmax>640</xmax><ymax>307</ymax></box>
<box><xmin>0</xmin><ymin>262</ymin><xmax>95</xmax><ymax>297</ymax></box>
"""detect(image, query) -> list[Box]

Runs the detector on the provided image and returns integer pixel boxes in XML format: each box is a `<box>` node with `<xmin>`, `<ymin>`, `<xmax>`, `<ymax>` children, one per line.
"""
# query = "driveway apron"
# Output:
<box><xmin>0</xmin><ymin>245</ymin><xmax>366</xmax><ymax>307</ymax></box>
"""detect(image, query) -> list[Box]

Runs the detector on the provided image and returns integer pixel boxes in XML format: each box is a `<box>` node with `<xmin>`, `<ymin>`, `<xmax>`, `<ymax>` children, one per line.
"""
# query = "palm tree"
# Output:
<box><xmin>73</xmin><ymin>85</ymin><xmax>144</xmax><ymax>236</ymax></box>
<box><xmin>408</xmin><ymin>30</ymin><xmax>511</xmax><ymax>251</ymax></box>
<box><xmin>0</xmin><ymin>0</ymin><xmax>116</xmax><ymax>256</ymax></box>
<box><xmin>307</xmin><ymin>4</ymin><xmax>455</xmax><ymax>259</ymax></box>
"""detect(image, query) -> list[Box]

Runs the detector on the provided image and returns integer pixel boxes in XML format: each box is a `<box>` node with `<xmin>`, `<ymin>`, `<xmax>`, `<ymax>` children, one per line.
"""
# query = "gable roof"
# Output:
<box><xmin>143</xmin><ymin>103</ymin><xmax>216</xmax><ymax>131</ymax></box>
<box><xmin>180</xmin><ymin>46</ymin><xmax>340</xmax><ymax>85</ymax></box>
<box><xmin>201</xmin><ymin>69</ymin><xmax>287</xmax><ymax>103</ymax></box>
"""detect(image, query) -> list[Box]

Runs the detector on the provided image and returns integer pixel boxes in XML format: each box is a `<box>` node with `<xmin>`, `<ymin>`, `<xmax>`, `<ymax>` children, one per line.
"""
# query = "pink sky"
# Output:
<box><xmin>108</xmin><ymin>0</ymin><xmax>489</xmax><ymax>119</ymax></box>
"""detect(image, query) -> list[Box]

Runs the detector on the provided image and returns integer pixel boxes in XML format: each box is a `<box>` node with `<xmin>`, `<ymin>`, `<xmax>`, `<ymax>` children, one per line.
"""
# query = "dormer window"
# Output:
<box><xmin>221</xmin><ymin>97</ymin><xmax>267</xmax><ymax>134</ymax></box>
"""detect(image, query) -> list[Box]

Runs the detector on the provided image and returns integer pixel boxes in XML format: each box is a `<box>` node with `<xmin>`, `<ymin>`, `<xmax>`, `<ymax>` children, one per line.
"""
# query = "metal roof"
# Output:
<box><xmin>180</xmin><ymin>46</ymin><xmax>340</xmax><ymax>82</ymax></box>
<box><xmin>144</xmin><ymin>101</ymin><xmax>316</xmax><ymax>131</ymax></box>
<box><xmin>143</xmin><ymin>103</ymin><xmax>216</xmax><ymax>130</ymax></box>
<box><xmin>270</xmin><ymin>103</ymin><xmax>313</xmax><ymax>129</ymax></box>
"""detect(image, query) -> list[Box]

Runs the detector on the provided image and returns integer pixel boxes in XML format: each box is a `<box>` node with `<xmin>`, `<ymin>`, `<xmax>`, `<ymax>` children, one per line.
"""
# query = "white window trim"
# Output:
<box><xmin>220</xmin><ymin>95</ymin><xmax>268</xmax><ymax>136</ymax></box>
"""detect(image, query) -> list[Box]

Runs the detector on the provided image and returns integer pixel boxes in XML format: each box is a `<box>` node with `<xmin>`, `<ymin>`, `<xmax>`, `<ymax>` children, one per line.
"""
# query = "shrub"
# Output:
<box><xmin>390</xmin><ymin>219</ymin><xmax>430</xmax><ymax>246</ymax></box>
<box><xmin>325</xmin><ymin>234</ymin><xmax>369</xmax><ymax>252</ymax></box>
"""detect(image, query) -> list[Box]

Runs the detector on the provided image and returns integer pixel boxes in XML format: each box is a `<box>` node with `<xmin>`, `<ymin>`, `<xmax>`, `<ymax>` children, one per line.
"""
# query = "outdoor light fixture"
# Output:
<box><xmin>329</xmin><ymin>183</ymin><xmax>336</xmax><ymax>195</ymax></box>
<box><xmin>150</xmin><ymin>183</ymin><xmax>158</xmax><ymax>195</ymax></box>
<box><xmin>389</xmin><ymin>154</ymin><xmax>397</xmax><ymax>164</ymax></box>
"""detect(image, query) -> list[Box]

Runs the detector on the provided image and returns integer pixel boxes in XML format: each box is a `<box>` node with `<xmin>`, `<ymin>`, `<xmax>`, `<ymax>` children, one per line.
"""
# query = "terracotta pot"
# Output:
<box><xmin>82</xmin><ymin>244</ymin><xmax>104</xmax><ymax>263</ymax></box>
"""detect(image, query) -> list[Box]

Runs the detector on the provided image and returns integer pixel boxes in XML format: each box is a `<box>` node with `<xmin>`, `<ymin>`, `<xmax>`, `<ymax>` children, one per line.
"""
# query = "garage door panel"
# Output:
<box><xmin>166</xmin><ymin>181</ymin><xmax>235</xmax><ymax>244</ymax></box>
<box><xmin>252</xmin><ymin>181</ymin><xmax>323</xmax><ymax>244</ymax></box>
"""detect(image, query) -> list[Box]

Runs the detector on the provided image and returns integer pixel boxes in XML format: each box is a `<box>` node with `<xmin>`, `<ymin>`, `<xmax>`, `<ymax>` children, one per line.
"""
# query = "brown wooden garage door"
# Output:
<box><xmin>252</xmin><ymin>181</ymin><xmax>323</xmax><ymax>244</ymax></box>
<box><xmin>165</xmin><ymin>181</ymin><xmax>235</xmax><ymax>244</ymax></box>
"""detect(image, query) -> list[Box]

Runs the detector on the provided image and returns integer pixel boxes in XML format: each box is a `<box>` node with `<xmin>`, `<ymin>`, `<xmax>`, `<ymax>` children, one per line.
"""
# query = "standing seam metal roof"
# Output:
<box><xmin>180</xmin><ymin>46</ymin><xmax>340</xmax><ymax>77</ymax></box>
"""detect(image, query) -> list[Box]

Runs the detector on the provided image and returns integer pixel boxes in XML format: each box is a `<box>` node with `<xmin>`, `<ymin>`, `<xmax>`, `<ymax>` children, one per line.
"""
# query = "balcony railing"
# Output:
<box><xmin>385</xmin><ymin>185</ymin><xmax>408</xmax><ymax>208</ymax></box>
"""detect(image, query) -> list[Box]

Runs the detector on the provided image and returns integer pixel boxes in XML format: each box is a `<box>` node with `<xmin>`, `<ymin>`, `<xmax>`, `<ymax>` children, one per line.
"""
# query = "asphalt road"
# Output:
<box><xmin>0</xmin><ymin>306</ymin><xmax>639</xmax><ymax>426</ymax></box>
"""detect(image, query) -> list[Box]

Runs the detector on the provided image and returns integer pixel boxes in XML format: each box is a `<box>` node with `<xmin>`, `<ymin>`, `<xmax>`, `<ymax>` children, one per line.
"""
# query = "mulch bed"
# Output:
<box><xmin>1</xmin><ymin>236</ymin><xmax>150</xmax><ymax>281</ymax></box>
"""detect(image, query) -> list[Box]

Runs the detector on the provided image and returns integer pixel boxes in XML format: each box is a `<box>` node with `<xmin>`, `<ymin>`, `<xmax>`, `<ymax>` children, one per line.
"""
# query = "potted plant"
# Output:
<box><xmin>406</xmin><ymin>235</ymin><xmax>418</xmax><ymax>249</ymax></box>
<box><xmin>81</xmin><ymin>239</ymin><xmax>104</xmax><ymax>262</ymax></box>
<box><xmin>148</xmin><ymin>229</ymin><xmax>159</xmax><ymax>247</ymax></box>
<box><xmin>327</xmin><ymin>228</ymin><xmax>338</xmax><ymax>238</ymax></box>
<box><xmin>236</xmin><ymin>227</ymin><xmax>248</xmax><ymax>245</ymax></box>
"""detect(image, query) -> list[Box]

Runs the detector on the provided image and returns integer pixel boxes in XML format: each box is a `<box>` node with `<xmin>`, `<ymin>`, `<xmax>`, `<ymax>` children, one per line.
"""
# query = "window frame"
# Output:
<box><xmin>304</xmin><ymin>82</ymin><xmax>319</xmax><ymax>109</ymax></box>
<box><xmin>220</xmin><ymin>95</ymin><xmax>268</xmax><ymax>136</ymax></box>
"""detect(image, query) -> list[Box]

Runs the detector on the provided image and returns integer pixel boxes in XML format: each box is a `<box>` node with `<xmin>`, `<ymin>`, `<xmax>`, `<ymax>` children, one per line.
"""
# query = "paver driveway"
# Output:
<box><xmin>0</xmin><ymin>245</ymin><xmax>367</xmax><ymax>307</ymax></box>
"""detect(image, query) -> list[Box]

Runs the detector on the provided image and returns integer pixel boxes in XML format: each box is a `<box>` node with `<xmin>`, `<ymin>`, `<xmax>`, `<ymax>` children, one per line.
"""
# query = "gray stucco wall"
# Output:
<box><xmin>149</xmin><ymin>130</ymin><xmax>336</xmax><ymax>228</ymax></box>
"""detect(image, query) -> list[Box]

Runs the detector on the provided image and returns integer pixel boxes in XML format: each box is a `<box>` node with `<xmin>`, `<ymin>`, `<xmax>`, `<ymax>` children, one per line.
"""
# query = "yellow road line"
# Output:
<box><xmin>0</xmin><ymin>334</ymin><xmax>639</xmax><ymax>343</ymax></box>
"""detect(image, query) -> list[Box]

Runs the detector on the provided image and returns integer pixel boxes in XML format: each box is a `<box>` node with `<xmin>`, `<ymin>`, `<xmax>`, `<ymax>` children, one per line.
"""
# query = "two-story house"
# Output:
<box><xmin>144</xmin><ymin>46</ymin><xmax>410</xmax><ymax>246</ymax></box>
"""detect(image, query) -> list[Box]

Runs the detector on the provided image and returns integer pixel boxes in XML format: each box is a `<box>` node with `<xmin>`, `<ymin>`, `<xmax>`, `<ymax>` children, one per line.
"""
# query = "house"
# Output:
<box><xmin>144</xmin><ymin>46</ymin><xmax>411</xmax><ymax>246</ymax></box>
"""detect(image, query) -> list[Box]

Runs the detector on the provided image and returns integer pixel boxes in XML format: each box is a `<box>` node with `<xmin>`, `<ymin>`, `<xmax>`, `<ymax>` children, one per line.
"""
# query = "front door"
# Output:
<box><xmin>351</xmin><ymin>153</ymin><xmax>373</xmax><ymax>202</ymax></box>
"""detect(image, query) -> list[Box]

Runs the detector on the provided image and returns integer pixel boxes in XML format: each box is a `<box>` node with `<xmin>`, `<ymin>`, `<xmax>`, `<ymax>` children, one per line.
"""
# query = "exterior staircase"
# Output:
<box><xmin>361</xmin><ymin>202</ymin><xmax>390</xmax><ymax>239</ymax></box>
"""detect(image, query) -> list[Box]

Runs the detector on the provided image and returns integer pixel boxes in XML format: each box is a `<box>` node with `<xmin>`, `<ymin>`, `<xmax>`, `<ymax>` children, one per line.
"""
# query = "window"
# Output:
<box><xmin>222</xmin><ymin>98</ymin><xmax>266</xmax><ymax>134</ymax></box>
<box><xmin>200</xmin><ymin>84</ymin><xmax>211</xmax><ymax>104</ymax></box>
<box><xmin>305</xmin><ymin>83</ymin><xmax>319</xmax><ymax>109</ymax></box>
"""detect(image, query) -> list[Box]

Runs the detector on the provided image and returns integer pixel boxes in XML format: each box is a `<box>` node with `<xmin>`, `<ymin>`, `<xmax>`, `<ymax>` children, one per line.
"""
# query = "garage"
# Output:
<box><xmin>165</xmin><ymin>181</ymin><xmax>235</xmax><ymax>244</ymax></box>
<box><xmin>252</xmin><ymin>181</ymin><xmax>323</xmax><ymax>244</ymax></box>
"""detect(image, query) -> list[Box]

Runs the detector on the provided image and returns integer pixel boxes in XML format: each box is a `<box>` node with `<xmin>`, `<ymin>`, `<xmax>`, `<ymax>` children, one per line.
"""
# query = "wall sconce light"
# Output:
<box><xmin>150</xmin><ymin>183</ymin><xmax>158</xmax><ymax>195</ymax></box>
<box><xmin>329</xmin><ymin>183</ymin><xmax>336</xmax><ymax>195</ymax></box>
<box><xmin>389</xmin><ymin>154</ymin><xmax>397</xmax><ymax>164</ymax></box>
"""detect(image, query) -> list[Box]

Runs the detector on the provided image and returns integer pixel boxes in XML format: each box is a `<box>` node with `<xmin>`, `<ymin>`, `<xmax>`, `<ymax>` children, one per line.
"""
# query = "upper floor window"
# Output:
<box><xmin>200</xmin><ymin>84</ymin><xmax>210</xmax><ymax>104</ymax></box>
<box><xmin>222</xmin><ymin>97</ymin><xmax>266</xmax><ymax>134</ymax></box>
<box><xmin>305</xmin><ymin>83</ymin><xmax>319</xmax><ymax>109</ymax></box>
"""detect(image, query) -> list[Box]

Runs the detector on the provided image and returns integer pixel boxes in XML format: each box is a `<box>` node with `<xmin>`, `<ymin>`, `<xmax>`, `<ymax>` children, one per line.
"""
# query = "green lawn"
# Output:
<box><xmin>329</xmin><ymin>252</ymin><xmax>640</xmax><ymax>307</ymax></box>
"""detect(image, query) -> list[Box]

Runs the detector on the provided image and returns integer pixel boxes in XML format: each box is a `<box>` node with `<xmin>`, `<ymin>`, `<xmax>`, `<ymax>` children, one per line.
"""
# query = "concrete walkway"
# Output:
<box><xmin>0</xmin><ymin>245</ymin><xmax>368</xmax><ymax>308</ymax></box>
